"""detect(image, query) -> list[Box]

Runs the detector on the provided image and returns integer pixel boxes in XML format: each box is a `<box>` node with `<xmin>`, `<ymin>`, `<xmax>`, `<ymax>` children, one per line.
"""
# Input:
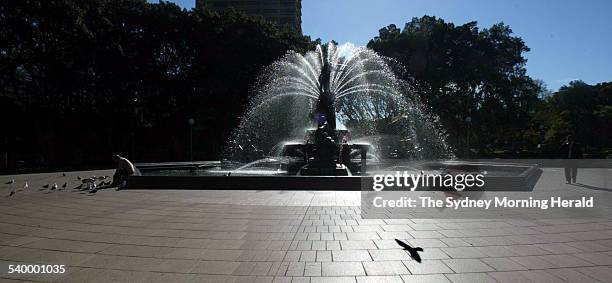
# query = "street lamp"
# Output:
<box><xmin>188</xmin><ymin>118</ymin><xmax>195</xmax><ymax>161</ymax></box>
<box><xmin>539</xmin><ymin>124</ymin><xmax>545</xmax><ymax>156</ymax></box>
<box><xmin>465</xmin><ymin>116</ymin><xmax>472</xmax><ymax>158</ymax></box>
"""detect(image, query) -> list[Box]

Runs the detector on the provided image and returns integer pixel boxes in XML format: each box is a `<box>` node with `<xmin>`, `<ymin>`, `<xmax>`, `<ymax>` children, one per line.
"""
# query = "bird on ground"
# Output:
<box><xmin>23</xmin><ymin>182</ymin><xmax>29</xmax><ymax>190</ymax></box>
<box><xmin>76</xmin><ymin>176</ymin><xmax>81</xmax><ymax>180</ymax></box>
<box><xmin>9</xmin><ymin>186</ymin><xmax>16</xmax><ymax>197</ymax></box>
<box><xmin>5</xmin><ymin>180</ymin><xmax>14</xmax><ymax>185</ymax></box>
<box><xmin>51</xmin><ymin>183</ymin><xmax>58</xmax><ymax>191</ymax></box>
<box><xmin>61</xmin><ymin>183</ymin><xmax>67</xmax><ymax>190</ymax></box>
<box><xmin>82</xmin><ymin>178</ymin><xmax>96</xmax><ymax>191</ymax></box>
<box><xmin>395</xmin><ymin>239</ymin><xmax>424</xmax><ymax>263</ymax></box>
<box><xmin>62</xmin><ymin>172</ymin><xmax>66</xmax><ymax>177</ymax></box>
<box><xmin>43</xmin><ymin>184</ymin><xmax>49</xmax><ymax>188</ymax></box>
<box><xmin>72</xmin><ymin>184</ymin><xmax>83</xmax><ymax>190</ymax></box>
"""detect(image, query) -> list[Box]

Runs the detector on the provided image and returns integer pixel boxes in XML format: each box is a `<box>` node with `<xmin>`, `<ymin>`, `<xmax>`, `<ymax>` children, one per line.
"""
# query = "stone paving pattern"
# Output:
<box><xmin>0</xmin><ymin>168</ymin><xmax>611</xmax><ymax>282</ymax></box>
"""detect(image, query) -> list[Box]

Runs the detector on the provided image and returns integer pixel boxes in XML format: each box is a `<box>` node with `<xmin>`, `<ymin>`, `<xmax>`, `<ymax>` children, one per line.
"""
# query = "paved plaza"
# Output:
<box><xmin>1</xmin><ymin>168</ymin><xmax>612</xmax><ymax>282</ymax></box>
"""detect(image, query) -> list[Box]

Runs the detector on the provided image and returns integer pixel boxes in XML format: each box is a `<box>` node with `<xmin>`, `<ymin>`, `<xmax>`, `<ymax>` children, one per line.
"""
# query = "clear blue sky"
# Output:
<box><xmin>152</xmin><ymin>0</ymin><xmax>611</xmax><ymax>91</ymax></box>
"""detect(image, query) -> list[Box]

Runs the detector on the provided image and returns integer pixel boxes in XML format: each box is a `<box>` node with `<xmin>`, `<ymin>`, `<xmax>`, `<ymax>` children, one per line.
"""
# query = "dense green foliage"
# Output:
<box><xmin>535</xmin><ymin>81</ymin><xmax>612</xmax><ymax>156</ymax></box>
<box><xmin>367</xmin><ymin>16</ymin><xmax>610</xmax><ymax>157</ymax></box>
<box><xmin>368</xmin><ymin>16</ymin><xmax>543</xmax><ymax>156</ymax></box>
<box><xmin>0</xmin><ymin>0</ymin><xmax>312</xmax><ymax>168</ymax></box>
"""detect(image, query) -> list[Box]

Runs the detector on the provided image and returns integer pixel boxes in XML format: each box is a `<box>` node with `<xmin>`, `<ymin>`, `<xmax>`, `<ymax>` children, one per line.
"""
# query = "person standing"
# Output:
<box><xmin>559</xmin><ymin>134</ymin><xmax>582</xmax><ymax>183</ymax></box>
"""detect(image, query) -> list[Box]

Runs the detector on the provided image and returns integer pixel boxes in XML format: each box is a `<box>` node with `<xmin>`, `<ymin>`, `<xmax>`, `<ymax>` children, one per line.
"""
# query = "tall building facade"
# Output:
<box><xmin>196</xmin><ymin>0</ymin><xmax>302</xmax><ymax>33</ymax></box>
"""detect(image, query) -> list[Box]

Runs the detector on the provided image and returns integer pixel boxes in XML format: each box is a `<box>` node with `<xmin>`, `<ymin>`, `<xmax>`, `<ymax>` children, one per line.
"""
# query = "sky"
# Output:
<box><xmin>152</xmin><ymin>0</ymin><xmax>612</xmax><ymax>91</ymax></box>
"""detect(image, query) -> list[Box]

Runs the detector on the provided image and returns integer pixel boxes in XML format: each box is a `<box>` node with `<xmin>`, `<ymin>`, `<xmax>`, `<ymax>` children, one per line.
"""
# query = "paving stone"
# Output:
<box><xmin>190</xmin><ymin>260</ymin><xmax>240</xmax><ymax>275</ymax></box>
<box><xmin>310</xmin><ymin>277</ymin><xmax>356</xmax><ymax>283</ymax></box>
<box><xmin>300</xmin><ymin>251</ymin><xmax>317</xmax><ymax>262</ymax></box>
<box><xmin>286</xmin><ymin>262</ymin><xmax>305</xmax><ymax>276</ymax></box>
<box><xmin>304</xmin><ymin>262</ymin><xmax>322</xmax><ymax>276</ymax></box>
<box><xmin>536</xmin><ymin>254</ymin><xmax>594</xmax><ymax>268</ymax></box>
<box><xmin>340</xmin><ymin>240</ymin><xmax>377</xmax><ymax>250</ymax></box>
<box><xmin>441</xmin><ymin>247</ymin><xmax>488</xmax><ymax>258</ymax></box>
<box><xmin>546</xmin><ymin>268</ymin><xmax>599</xmax><ymax>282</ymax></box>
<box><xmin>403</xmin><ymin>259</ymin><xmax>453</xmax><ymax>274</ymax></box>
<box><xmin>475</xmin><ymin>246</ymin><xmax>519</xmax><ymax>257</ymax></box>
<box><xmin>518</xmin><ymin>270</ymin><xmax>560</xmax><ymax>282</ymax></box>
<box><xmin>321</xmin><ymin>262</ymin><xmax>365</xmax><ymax>276</ymax></box>
<box><xmin>400</xmin><ymin>274</ymin><xmax>451</xmax><ymax>283</ymax></box>
<box><xmin>419</xmin><ymin>248</ymin><xmax>451</xmax><ymax>260</ymax></box>
<box><xmin>332</xmin><ymin>250</ymin><xmax>372</xmax><ymax>262</ymax></box>
<box><xmin>488</xmin><ymin>271</ymin><xmax>531</xmax><ymax>283</ymax></box>
<box><xmin>356</xmin><ymin>275</ymin><xmax>403</xmax><ymax>283</ymax></box>
<box><xmin>362</xmin><ymin>261</ymin><xmax>409</xmax><ymax>275</ymax></box>
<box><xmin>481</xmin><ymin>257</ymin><xmax>527</xmax><ymax>271</ymax></box>
<box><xmin>575</xmin><ymin>266</ymin><xmax>612</xmax><ymax>282</ymax></box>
<box><xmin>272</xmin><ymin>277</ymin><xmax>293</xmax><ymax>283</ymax></box>
<box><xmin>574</xmin><ymin>252</ymin><xmax>612</xmax><ymax>265</ymax></box>
<box><xmin>509</xmin><ymin>256</ymin><xmax>557</xmax><ymax>269</ymax></box>
<box><xmin>368</xmin><ymin>250</ymin><xmax>410</xmax><ymax>261</ymax></box>
<box><xmin>444</xmin><ymin>273</ymin><xmax>497</xmax><ymax>283</ymax></box>
<box><xmin>442</xmin><ymin>259</ymin><xmax>494</xmax><ymax>273</ymax></box>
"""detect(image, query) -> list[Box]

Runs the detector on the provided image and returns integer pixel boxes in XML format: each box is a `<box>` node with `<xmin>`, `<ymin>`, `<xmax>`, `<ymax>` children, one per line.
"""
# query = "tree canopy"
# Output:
<box><xmin>368</xmin><ymin>16</ymin><xmax>548</xmax><ymax>155</ymax></box>
<box><xmin>1</xmin><ymin>0</ymin><xmax>313</xmax><ymax>168</ymax></box>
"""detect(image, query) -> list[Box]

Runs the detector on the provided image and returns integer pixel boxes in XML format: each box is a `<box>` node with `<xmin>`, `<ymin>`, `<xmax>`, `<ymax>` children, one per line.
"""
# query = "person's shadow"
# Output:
<box><xmin>571</xmin><ymin>182</ymin><xmax>612</xmax><ymax>193</ymax></box>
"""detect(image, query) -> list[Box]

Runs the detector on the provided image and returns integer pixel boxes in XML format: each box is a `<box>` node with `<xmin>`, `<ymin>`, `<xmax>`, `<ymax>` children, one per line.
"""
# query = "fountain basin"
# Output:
<box><xmin>128</xmin><ymin>160</ymin><xmax>541</xmax><ymax>191</ymax></box>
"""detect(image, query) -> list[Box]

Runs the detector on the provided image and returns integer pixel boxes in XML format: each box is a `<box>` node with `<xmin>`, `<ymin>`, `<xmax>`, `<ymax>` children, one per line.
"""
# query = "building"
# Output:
<box><xmin>196</xmin><ymin>0</ymin><xmax>302</xmax><ymax>33</ymax></box>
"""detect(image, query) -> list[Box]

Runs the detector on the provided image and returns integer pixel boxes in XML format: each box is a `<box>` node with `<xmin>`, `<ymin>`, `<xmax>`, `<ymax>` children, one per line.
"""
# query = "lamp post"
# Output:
<box><xmin>465</xmin><ymin>116</ymin><xmax>472</xmax><ymax>158</ymax></box>
<box><xmin>188</xmin><ymin>118</ymin><xmax>195</xmax><ymax>161</ymax></box>
<box><xmin>539</xmin><ymin>124</ymin><xmax>545</xmax><ymax>156</ymax></box>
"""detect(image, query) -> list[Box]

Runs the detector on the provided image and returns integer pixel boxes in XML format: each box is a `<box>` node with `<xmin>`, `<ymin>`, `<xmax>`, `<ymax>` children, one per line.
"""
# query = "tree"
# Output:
<box><xmin>537</xmin><ymin>81</ymin><xmax>612</xmax><ymax>155</ymax></box>
<box><xmin>0</xmin><ymin>0</ymin><xmax>316</xmax><ymax>169</ymax></box>
<box><xmin>368</xmin><ymin>16</ymin><xmax>543</xmax><ymax>155</ymax></box>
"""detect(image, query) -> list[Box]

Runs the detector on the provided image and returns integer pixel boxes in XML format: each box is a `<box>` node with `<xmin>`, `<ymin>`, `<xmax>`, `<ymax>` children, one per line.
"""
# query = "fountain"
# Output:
<box><xmin>225</xmin><ymin>43</ymin><xmax>452</xmax><ymax>176</ymax></box>
<box><xmin>129</xmin><ymin>43</ymin><xmax>541</xmax><ymax>191</ymax></box>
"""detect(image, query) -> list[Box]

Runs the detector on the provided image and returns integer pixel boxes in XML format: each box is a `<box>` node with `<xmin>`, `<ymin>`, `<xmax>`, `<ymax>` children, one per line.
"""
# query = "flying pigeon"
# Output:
<box><xmin>5</xmin><ymin>180</ymin><xmax>14</xmax><ymax>185</ymax></box>
<box><xmin>395</xmin><ymin>239</ymin><xmax>424</xmax><ymax>263</ymax></box>
<box><xmin>51</xmin><ymin>183</ymin><xmax>58</xmax><ymax>191</ymax></box>
<box><xmin>43</xmin><ymin>184</ymin><xmax>49</xmax><ymax>188</ymax></box>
